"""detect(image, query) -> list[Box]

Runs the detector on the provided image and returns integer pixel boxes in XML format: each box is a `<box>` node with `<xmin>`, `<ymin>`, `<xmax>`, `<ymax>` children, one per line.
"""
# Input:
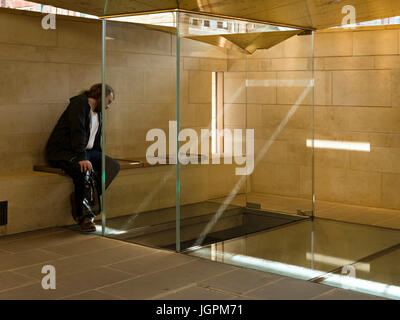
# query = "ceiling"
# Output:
<box><xmin>25</xmin><ymin>0</ymin><xmax>399</xmax><ymax>55</ymax></box>
<box><xmin>33</xmin><ymin>0</ymin><xmax>400</xmax><ymax>30</ymax></box>
<box><xmin>141</xmin><ymin>23</ymin><xmax>302</xmax><ymax>54</ymax></box>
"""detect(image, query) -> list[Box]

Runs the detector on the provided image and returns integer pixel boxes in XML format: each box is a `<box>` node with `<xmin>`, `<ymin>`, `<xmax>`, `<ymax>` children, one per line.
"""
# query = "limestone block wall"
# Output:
<box><xmin>0</xmin><ymin>173</ymin><xmax>74</xmax><ymax>235</ymax></box>
<box><xmin>314</xmin><ymin>27</ymin><xmax>400</xmax><ymax>210</ymax></box>
<box><xmin>0</xmin><ymin>8</ymin><xmax>241</xmax><ymax>235</ymax></box>
<box><xmin>225</xmin><ymin>26</ymin><xmax>400</xmax><ymax>211</ymax></box>
<box><xmin>226</xmin><ymin>35</ymin><xmax>314</xmax><ymax>206</ymax></box>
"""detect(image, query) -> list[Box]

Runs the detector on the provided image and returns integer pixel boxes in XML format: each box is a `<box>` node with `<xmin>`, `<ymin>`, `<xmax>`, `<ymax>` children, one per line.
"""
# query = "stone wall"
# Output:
<box><xmin>225</xmin><ymin>26</ymin><xmax>400</xmax><ymax>210</ymax></box>
<box><xmin>314</xmin><ymin>27</ymin><xmax>400</xmax><ymax>210</ymax></box>
<box><xmin>0</xmin><ymin>8</ymin><xmax>241</xmax><ymax>235</ymax></box>
<box><xmin>226</xmin><ymin>35</ymin><xmax>314</xmax><ymax>208</ymax></box>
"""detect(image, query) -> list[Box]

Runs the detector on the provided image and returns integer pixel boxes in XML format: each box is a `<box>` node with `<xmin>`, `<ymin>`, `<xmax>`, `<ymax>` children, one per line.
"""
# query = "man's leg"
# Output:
<box><xmin>49</xmin><ymin>159</ymin><xmax>86</xmax><ymax>223</ymax></box>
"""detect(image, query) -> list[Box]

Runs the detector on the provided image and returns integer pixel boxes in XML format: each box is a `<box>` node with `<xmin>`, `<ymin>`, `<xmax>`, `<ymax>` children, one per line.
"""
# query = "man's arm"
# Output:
<box><xmin>68</xmin><ymin>100</ymin><xmax>88</xmax><ymax>162</ymax></box>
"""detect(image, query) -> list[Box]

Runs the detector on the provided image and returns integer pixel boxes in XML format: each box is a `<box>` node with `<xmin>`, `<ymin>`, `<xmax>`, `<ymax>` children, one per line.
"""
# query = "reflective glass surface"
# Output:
<box><xmin>187</xmin><ymin>218</ymin><xmax>400</xmax><ymax>299</ymax></box>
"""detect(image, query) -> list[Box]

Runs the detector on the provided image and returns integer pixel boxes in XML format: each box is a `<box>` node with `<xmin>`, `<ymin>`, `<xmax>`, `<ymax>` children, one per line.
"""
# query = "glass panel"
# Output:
<box><xmin>99</xmin><ymin>9</ymin><xmax>179</xmax><ymax>249</ymax></box>
<box><xmin>177</xmin><ymin>12</ymin><xmax>248</xmax><ymax>252</ymax></box>
<box><xmin>310</xmin><ymin>25</ymin><xmax>400</xmax><ymax>298</ymax></box>
<box><xmin>245</xmin><ymin>32</ymin><xmax>314</xmax><ymax>217</ymax></box>
<box><xmin>187</xmin><ymin>24</ymin><xmax>400</xmax><ymax>300</ymax></box>
<box><xmin>188</xmin><ymin>219</ymin><xmax>400</xmax><ymax>299</ymax></box>
<box><xmin>175</xmin><ymin>12</ymin><xmax>308</xmax><ymax>252</ymax></box>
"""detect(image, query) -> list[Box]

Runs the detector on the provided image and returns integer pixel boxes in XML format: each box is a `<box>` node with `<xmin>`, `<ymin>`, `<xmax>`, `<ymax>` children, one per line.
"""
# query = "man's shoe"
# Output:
<box><xmin>79</xmin><ymin>217</ymin><xmax>96</xmax><ymax>233</ymax></box>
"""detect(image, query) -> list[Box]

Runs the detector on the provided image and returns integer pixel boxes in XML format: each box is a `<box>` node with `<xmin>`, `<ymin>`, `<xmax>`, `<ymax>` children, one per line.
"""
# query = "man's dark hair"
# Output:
<box><xmin>83</xmin><ymin>83</ymin><xmax>114</xmax><ymax>113</ymax></box>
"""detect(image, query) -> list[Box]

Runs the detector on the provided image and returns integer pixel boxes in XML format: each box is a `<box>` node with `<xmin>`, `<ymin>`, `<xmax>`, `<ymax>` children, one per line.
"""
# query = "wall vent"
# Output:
<box><xmin>0</xmin><ymin>201</ymin><xmax>8</xmax><ymax>226</ymax></box>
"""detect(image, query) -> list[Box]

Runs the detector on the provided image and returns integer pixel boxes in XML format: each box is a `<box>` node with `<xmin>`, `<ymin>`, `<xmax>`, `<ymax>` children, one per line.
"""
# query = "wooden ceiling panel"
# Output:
<box><xmin>307</xmin><ymin>0</ymin><xmax>400</xmax><ymax>29</ymax></box>
<box><xmin>105</xmin><ymin>0</ymin><xmax>177</xmax><ymax>15</ymax></box>
<box><xmin>31</xmin><ymin>0</ymin><xmax>400</xmax><ymax>29</ymax></box>
<box><xmin>179</xmin><ymin>0</ymin><xmax>313</xmax><ymax>28</ymax></box>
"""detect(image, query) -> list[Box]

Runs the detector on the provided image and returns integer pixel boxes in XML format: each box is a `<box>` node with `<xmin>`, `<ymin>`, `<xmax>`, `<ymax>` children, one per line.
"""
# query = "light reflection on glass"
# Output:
<box><xmin>306</xmin><ymin>139</ymin><xmax>371</xmax><ymax>152</ymax></box>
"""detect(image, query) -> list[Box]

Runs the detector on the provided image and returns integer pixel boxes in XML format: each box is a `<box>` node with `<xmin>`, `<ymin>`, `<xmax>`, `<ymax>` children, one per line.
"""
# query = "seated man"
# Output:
<box><xmin>45</xmin><ymin>83</ymin><xmax>120</xmax><ymax>232</ymax></box>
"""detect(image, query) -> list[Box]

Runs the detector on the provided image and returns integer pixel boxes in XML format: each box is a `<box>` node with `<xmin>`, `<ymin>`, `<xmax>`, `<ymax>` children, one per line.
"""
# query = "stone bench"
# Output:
<box><xmin>33</xmin><ymin>158</ymin><xmax>151</xmax><ymax>175</ymax></box>
<box><xmin>33</xmin><ymin>156</ymin><xmax>204</xmax><ymax>175</ymax></box>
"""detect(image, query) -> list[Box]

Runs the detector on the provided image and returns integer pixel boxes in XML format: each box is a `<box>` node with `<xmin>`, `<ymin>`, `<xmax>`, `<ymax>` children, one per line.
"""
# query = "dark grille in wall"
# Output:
<box><xmin>0</xmin><ymin>201</ymin><xmax>8</xmax><ymax>226</ymax></box>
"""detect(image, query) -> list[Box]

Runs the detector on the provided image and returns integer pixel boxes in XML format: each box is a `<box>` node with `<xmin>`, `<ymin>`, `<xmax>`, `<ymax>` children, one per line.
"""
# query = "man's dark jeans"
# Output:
<box><xmin>49</xmin><ymin>150</ymin><xmax>120</xmax><ymax>222</ymax></box>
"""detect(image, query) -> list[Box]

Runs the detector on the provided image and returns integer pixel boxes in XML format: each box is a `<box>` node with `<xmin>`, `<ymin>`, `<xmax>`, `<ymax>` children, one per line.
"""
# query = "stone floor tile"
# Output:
<box><xmin>100</xmin><ymin>259</ymin><xmax>235</xmax><ymax>299</ymax></box>
<box><xmin>15</xmin><ymin>244</ymin><xmax>158</xmax><ymax>280</ymax></box>
<box><xmin>99</xmin><ymin>273</ymin><xmax>176</xmax><ymax>300</ymax></box>
<box><xmin>312</xmin><ymin>288</ymin><xmax>386</xmax><ymax>300</ymax></box>
<box><xmin>0</xmin><ymin>249</ymin><xmax>61</xmax><ymax>272</ymax></box>
<box><xmin>62</xmin><ymin>290</ymin><xmax>122</xmax><ymax>300</ymax></box>
<box><xmin>200</xmin><ymin>268</ymin><xmax>283</xmax><ymax>294</ymax></box>
<box><xmin>230</xmin><ymin>296</ymin><xmax>257</xmax><ymax>300</ymax></box>
<box><xmin>244</xmin><ymin>278</ymin><xmax>332</xmax><ymax>300</ymax></box>
<box><xmin>155</xmin><ymin>285</ymin><xmax>237</xmax><ymax>300</ymax></box>
<box><xmin>41</xmin><ymin>236</ymin><xmax>123</xmax><ymax>257</ymax></box>
<box><xmin>0</xmin><ymin>230</ymin><xmax>96</xmax><ymax>253</ymax></box>
<box><xmin>108</xmin><ymin>251</ymin><xmax>196</xmax><ymax>276</ymax></box>
<box><xmin>0</xmin><ymin>267</ymin><xmax>133</xmax><ymax>300</ymax></box>
<box><xmin>0</xmin><ymin>271</ymin><xmax>36</xmax><ymax>291</ymax></box>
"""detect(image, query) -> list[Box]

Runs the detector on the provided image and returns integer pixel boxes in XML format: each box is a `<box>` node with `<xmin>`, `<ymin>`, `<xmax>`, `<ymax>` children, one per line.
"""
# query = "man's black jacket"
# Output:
<box><xmin>45</xmin><ymin>94</ymin><xmax>102</xmax><ymax>163</ymax></box>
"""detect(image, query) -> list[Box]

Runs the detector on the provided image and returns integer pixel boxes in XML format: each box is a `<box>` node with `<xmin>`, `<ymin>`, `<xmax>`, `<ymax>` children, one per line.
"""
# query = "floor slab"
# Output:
<box><xmin>312</xmin><ymin>288</ymin><xmax>386</xmax><ymax>300</ymax></box>
<box><xmin>14</xmin><ymin>244</ymin><xmax>157</xmax><ymax>280</ymax></box>
<box><xmin>99</xmin><ymin>259</ymin><xmax>236</xmax><ymax>299</ymax></box>
<box><xmin>0</xmin><ymin>266</ymin><xmax>134</xmax><ymax>300</ymax></box>
<box><xmin>108</xmin><ymin>251</ymin><xmax>197</xmax><ymax>276</ymax></box>
<box><xmin>155</xmin><ymin>285</ymin><xmax>238</xmax><ymax>300</ymax></box>
<box><xmin>243</xmin><ymin>278</ymin><xmax>333</xmax><ymax>300</ymax></box>
<box><xmin>0</xmin><ymin>226</ymin><xmax>391</xmax><ymax>300</ymax></box>
<box><xmin>199</xmin><ymin>268</ymin><xmax>283</xmax><ymax>295</ymax></box>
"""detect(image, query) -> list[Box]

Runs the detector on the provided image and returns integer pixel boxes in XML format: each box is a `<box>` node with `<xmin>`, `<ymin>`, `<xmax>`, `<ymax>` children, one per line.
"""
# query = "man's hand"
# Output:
<box><xmin>78</xmin><ymin>160</ymin><xmax>93</xmax><ymax>173</ymax></box>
